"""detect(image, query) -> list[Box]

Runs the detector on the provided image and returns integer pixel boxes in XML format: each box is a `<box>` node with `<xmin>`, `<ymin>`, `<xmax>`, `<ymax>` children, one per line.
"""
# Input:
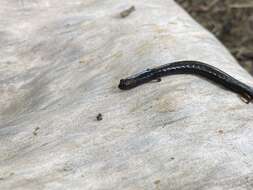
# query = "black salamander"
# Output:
<box><xmin>118</xmin><ymin>61</ymin><xmax>253</xmax><ymax>103</ymax></box>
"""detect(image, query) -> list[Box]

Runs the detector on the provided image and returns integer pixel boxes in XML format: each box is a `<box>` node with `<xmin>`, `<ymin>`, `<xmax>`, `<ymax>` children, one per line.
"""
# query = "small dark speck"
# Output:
<box><xmin>33</xmin><ymin>127</ymin><xmax>40</xmax><ymax>136</ymax></box>
<box><xmin>170</xmin><ymin>157</ymin><xmax>175</xmax><ymax>160</ymax></box>
<box><xmin>0</xmin><ymin>172</ymin><xmax>14</xmax><ymax>181</ymax></box>
<box><xmin>120</xmin><ymin>6</ymin><xmax>135</xmax><ymax>18</ymax></box>
<box><xmin>9</xmin><ymin>173</ymin><xmax>14</xmax><ymax>176</ymax></box>
<box><xmin>41</xmin><ymin>142</ymin><xmax>50</xmax><ymax>147</ymax></box>
<box><xmin>218</xmin><ymin>129</ymin><xmax>224</xmax><ymax>134</ymax></box>
<box><xmin>63</xmin><ymin>168</ymin><xmax>70</xmax><ymax>172</ymax></box>
<box><xmin>154</xmin><ymin>180</ymin><xmax>160</xmax><ymax>185</ymax></box>
<box><xmin>96</xmin><ymin>113</ymin><xmax>103</xmax><ymax>121</ymax></box>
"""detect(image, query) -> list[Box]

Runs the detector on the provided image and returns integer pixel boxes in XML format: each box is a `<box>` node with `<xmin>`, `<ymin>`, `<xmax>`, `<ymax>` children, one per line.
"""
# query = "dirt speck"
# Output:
<box><xmin>33</xmin><ymin>127</ymin><xmax>40</xmax><ymax>136</ymax></box>
<box><xmin>96</xmin><ymin>113</ymin><xmax>103</xmax><ymax>121</ymax></box>
<box><xmin>0</xmin><ymin>172</ymin><xmax>15</xmax><ymax>181</ymax></box>
<box><xmin>154</xmin><ymin>180</ymin><xmax>161</xmax><ymax>190</ymax></box>
<box><xmin>218</xmin><ymin>129</ymin><xmax>224</xmax><ymax>134</ymax></box>
<box><xmin>120</xmin><ymin>6</ymin><xmax>135</xmax><ymax>18</ymax></box>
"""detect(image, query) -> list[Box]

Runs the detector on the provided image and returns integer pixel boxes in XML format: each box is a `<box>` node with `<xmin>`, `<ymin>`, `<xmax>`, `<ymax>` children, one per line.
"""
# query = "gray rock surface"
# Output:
<box><xmin>0</xmin><ymin>0</ymin><xmax>253</xmax><ymax>189</ymax></box>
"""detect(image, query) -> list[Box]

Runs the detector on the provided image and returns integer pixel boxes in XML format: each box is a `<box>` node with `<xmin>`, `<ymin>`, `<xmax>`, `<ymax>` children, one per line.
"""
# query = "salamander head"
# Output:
<box><xmin>118</xmin><ymin>78</ymin><xmax>139</xmax><ymax>90</ymax></box>
<box><xmin>118</xmin><ymin>68</ymin><xmax>156</xmax><ymax>90</ymax></box>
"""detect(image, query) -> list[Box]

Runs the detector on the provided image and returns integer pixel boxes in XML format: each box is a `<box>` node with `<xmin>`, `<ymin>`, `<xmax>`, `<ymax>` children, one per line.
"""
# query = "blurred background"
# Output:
<box><xmin>175</xmin><ymin>0</ymin><xmax>253</xmax><ymax>75</ymax></box>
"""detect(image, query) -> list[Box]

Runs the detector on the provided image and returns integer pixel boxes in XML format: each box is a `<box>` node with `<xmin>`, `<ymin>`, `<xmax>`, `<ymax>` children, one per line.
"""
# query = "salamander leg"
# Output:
<box><xmin>240</xmin><ymin>93</ymin><xmax>252</xmax><ymax>104</ymax></box>
<box><xmin>150</xmin><ymin>78</ymin><xmax>161</xmax><ymax>83</ymax></box>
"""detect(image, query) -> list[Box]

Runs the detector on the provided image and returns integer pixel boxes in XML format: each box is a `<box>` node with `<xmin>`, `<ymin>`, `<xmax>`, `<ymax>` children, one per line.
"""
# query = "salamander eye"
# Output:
<box><xmin>119</xmin><ymin>79</ymin><xmax>125</xmax><ymax>84</ymax></box>
<box><xmin>120</xmin><ymin>79</ymin><xmax>130</xmax><ymax>86</ymax></box>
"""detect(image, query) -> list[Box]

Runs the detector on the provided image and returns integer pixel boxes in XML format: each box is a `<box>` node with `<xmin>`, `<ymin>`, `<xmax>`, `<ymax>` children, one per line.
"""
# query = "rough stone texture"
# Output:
<box><xmin>0</xmin><ymin>0</ymin><xmax>253</xmax><ymax>189</ymax></box>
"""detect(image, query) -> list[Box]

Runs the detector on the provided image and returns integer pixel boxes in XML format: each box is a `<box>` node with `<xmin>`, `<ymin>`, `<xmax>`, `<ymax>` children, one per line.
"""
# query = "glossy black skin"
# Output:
<box><xmin>118</xmin><ymin>61</ymin><xmax>253</xmax><ymax>103</ymax></box>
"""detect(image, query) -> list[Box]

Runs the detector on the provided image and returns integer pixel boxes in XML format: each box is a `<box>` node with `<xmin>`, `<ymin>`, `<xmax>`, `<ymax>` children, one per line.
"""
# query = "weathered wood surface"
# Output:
<box><xmin>1</xmin><ymin>0</ymin><xmax>253</xmax><ymax>189</ymax></box>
